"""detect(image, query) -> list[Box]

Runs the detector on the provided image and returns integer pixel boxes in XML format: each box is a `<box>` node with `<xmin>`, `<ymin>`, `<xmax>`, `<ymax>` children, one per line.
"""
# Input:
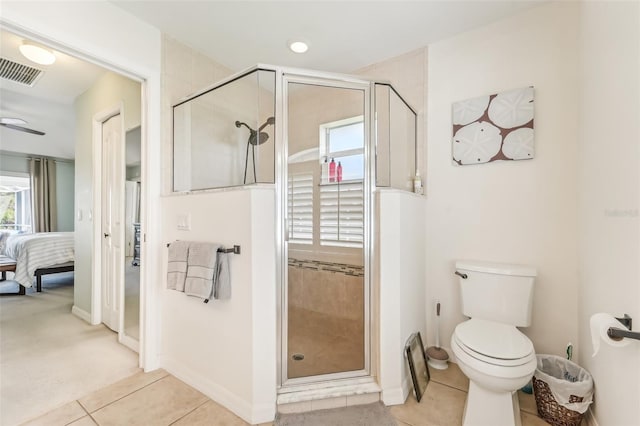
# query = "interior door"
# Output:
<box><xmin>101</xmin><ymin>114</ymin><xmax>123</xmax><ymax>332</ymax></box>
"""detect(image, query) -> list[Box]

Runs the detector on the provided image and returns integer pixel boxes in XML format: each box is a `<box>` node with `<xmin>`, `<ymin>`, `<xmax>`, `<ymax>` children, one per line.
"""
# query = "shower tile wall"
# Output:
<box><xmin>287</xmin><ymin>259</ymin><xmax>364</xmax><ymax>378</ymax></box>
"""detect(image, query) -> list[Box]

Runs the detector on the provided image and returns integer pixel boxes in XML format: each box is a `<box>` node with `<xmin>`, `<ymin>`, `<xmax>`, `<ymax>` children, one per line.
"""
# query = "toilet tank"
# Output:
<box><xmin>456</xmin><ymin>260</ymin><xmax>536</xmax><ymax>327</ymax></box>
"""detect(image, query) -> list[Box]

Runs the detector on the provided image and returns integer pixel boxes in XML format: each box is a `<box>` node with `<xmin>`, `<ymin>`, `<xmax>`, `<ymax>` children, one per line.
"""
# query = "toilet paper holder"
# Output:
<box><xmin>607</xmin><ymin>314</ymin><xmax>640</xmax><ymax>341</ymax></box>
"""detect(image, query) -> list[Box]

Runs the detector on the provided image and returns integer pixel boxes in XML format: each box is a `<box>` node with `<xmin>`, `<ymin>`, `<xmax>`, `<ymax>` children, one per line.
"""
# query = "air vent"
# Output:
<box><xmin>0</xmin><ymin>57</ymin><xmax>44</xmax><ymax>87</ymax></box>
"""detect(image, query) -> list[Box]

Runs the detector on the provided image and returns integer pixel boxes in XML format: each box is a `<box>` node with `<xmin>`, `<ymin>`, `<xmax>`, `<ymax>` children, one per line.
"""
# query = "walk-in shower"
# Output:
<box><xmin>173</xmin><ymin>65</ymin><xmax>416</xmax><ymax>394</ymax></box>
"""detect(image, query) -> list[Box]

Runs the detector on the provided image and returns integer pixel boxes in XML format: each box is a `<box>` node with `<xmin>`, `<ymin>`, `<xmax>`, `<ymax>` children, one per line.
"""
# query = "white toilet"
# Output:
<box><xmin>451</xmin><ymin>260</ymin><xmax>537</xmax><ymax>426</ymax></box>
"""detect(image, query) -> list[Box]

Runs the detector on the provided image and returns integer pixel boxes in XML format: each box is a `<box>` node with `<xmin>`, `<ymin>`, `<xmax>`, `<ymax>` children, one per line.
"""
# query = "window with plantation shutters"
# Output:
<box><xmin>320</xmin><ymin>181</ymin><xmax>363</xmax><ymax>248</ymax></box>
<box><xmin>287</xmin><ymin>173</ymin><xmax>313</xmax><ymax>244</ymax></box>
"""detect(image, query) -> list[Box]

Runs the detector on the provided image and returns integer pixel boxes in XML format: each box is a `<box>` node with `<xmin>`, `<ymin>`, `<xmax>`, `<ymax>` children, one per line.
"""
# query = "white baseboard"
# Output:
<box><xmin>381</xmin><ymin>386</ymin><xmax>407</xmax><ymax>406</ymax></box>
<box><xmin>381</xmin><ymin>387</ymin><xmax>405</xmax><ymax>405</ymax></box>
<box><xmin>251</xmin><ymin>402</ymin><xmax>277</xmax><ymax>423</ymax></box>
<box><xmin>71</xmin><ymin>305</ymin><xmax>91</xmax><ymax>323</ymax></box>
<box><xmin>382</xmin><ymin>368</ymin><xmax>418</xmax><ymax>406</ymax></box>
<box><xmin>161</xmin><ymin>356</ymin><xmax>274</xmax><ymax>424</ymax></box>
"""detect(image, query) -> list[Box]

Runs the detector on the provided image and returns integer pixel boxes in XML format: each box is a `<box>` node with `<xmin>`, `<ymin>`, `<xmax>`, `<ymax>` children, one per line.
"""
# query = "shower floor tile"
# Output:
<box><xmin>287</xmin><ymin>331</ymin><xmax>364</xmax><ymax>378</ymax></box>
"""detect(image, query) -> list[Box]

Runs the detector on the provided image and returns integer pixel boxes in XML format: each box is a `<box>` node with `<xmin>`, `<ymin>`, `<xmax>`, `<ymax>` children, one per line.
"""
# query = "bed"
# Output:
<box><xmin>1</xmin><ymin>232</ymin><xmax>74</xmax><ymax>293</ymax></box>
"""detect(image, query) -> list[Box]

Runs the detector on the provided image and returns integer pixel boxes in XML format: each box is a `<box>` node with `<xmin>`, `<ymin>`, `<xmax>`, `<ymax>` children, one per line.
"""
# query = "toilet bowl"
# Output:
<box><xmin>452</xmin><ymin>318</ymin><xmax>536</xmax><ymax>426</ymax></box>
<box><xmin>452</xmin><ymin>260</ymin><xmax>538</xmax><ymax>426</ymax></box>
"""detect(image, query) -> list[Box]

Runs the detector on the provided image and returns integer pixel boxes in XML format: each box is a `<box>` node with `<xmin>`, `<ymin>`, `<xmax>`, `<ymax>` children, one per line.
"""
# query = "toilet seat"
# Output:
<box><xmin>453</xmin><ymin>319</ymin><xmax>534</xmax><ymax>367</ymax></box>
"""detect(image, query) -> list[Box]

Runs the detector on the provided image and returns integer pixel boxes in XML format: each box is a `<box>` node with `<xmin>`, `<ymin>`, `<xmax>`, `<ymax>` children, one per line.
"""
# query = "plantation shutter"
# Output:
<box><xmin>287</xmin><ymin>173</ymin><xmax>313</xmax><ymax>244</ymax></box>
<box><xmin>320</xmin><ymin>181</ymin><xmax>363</xmax><ymax>247</ymax></box>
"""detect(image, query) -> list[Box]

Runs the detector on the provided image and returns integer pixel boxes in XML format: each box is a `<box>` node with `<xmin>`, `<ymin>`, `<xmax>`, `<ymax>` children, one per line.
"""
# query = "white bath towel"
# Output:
<box><xmin>167</xmin><ymin>241</ymin><xmax>189</xmax><ymax>291</ymax></box>
<box><xmin>184</xmin><ymin>242</ymin><xmax>220</xmax><ymax>300</ymax></box>
<box><xmin>213</xmin><ymin>252</ymin><xmax>231</xmax><ymax>300</ymax></box>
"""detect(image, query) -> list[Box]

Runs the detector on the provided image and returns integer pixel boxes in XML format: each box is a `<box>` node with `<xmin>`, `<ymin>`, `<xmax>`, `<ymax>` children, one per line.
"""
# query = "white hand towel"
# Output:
<box><xmin>185</xmin><ymin>242</ymin><xmax>220</xmax><ymax>299</ymax></box>
<box><xmin>167</xmin><ymin>241</ymin><xmax>189</xmax><ymax>291</ymax></box>
<box><xmin>213</xmin><ymin>252</ymin><xmax>231</xmax><ymax>300</ymax></box>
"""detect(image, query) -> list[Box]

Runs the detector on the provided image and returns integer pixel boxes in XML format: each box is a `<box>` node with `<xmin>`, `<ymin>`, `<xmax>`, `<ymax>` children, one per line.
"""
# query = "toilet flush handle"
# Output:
<box><xmin>454</xmin><ymin>270</ymin><xmax>468</xmax><ymax>279</ymax></box>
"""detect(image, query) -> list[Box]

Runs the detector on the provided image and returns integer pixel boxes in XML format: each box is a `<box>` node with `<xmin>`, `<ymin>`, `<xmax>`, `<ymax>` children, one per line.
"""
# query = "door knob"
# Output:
<box><xmin>104</xmin><ymin>233</ymin><xmax>110</xmax><ymax>238</ymax></box>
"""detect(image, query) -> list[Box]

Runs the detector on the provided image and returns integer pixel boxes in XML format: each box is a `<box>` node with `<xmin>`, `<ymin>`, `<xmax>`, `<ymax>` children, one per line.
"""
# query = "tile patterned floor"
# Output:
<box><xmin>24</xmin><ymin>363</ymin><xmax>547</xmax><ymax>425</ymax></box>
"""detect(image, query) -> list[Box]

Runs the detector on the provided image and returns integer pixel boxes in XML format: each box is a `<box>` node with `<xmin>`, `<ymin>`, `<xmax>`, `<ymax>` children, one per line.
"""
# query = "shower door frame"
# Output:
<box><xmin>277</xmin><ymin>69</ymin><xmax>375</xmax><ymax>391</ymax></box>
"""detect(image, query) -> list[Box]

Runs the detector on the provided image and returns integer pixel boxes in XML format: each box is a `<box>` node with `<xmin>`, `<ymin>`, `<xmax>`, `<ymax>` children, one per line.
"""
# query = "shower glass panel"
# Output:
<box><xmin>374</xmin><ymin>84</ymin><xmax>417</xmax><ymax>190</ymax></box>
<box><xmin>286</xmin><ymin>81</ymin><xmax>366</xmax><ymax>380</ymax></box>
<box><xmin>173</xmin><ymin>69</ymin><xmax>276</xmax><ymax>191</ymax></box>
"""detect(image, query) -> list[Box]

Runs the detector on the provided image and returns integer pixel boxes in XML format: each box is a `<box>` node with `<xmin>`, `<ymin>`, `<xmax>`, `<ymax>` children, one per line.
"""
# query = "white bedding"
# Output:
<box><xmin>4</xmin><ymin>232</ymin><xmax>74</xmax><ymax>287</ymax></box>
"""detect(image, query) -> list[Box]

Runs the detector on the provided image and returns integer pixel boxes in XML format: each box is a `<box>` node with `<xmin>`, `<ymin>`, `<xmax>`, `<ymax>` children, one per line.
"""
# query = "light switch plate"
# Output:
<box><xmin>177</xmin><ymin>213</ymin><xmax>191</xmax><ymax>230</ymax></box>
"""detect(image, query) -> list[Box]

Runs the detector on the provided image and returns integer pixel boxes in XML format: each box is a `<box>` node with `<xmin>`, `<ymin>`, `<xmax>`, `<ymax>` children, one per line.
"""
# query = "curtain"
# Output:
<box><xmin>30</xmin><ymin>158</ymin><xmax>57</xmax><ymax>232</ymax></box>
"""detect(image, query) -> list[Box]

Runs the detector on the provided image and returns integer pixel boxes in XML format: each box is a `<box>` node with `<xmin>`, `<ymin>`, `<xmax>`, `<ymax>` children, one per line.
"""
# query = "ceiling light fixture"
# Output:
<box><xmin>19</xmin><ymin>42</ymin><xmax>56</xmax><ymax>65</ymax></box>
<box><xmin>288</xmin><ymin>40</ymin><xmax>309</xmax><ymax>54</ymax></box>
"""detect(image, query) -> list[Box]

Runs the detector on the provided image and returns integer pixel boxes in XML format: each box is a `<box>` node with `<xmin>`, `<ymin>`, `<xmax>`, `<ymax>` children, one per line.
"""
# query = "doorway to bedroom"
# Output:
<box><xmin>0</xmin><ymin>25</ymin><xmax>147</xmax><ymax>425</ymax></box>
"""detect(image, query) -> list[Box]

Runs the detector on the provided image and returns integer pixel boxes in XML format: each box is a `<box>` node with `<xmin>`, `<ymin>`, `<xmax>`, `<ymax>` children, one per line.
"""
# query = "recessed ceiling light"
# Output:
<box><xmin>19</xmin><ymin>42</ymin><xmax>56</xmax><ymax>65</ymax></box>
<box><xmin>288</xmin><ymin>40</ymin><xmax>309</xmax><ymax>54</ymax></box>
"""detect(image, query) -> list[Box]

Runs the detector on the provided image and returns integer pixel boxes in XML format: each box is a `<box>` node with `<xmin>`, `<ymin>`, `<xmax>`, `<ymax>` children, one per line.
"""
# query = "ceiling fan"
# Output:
<box><xmin>0</xmin><ymin>117</ymin><xmax>45</xmax><ymax>135</ymax></box>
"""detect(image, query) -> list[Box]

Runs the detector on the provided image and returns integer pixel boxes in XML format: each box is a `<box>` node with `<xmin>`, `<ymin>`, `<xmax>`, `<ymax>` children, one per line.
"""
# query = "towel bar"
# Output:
<box><xmin>166</xmin><ymin>242</ymin><xmax>241</xmax><ymax>255</ymax></box>
<box><xmin>218</xmin><ymin>245</ymin><xmax>241</xmax><ymax>255</ymax></box>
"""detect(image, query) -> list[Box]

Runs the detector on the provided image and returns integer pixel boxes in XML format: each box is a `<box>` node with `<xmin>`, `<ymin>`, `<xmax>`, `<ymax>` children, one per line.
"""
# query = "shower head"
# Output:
<box><xmin>259</xmin><ymin>116</ymin><xmax>275</xmax><ymax>131</ymax></box>
<box><xmin>235</xmin><ymin>120</ymin><xmax>252</xmax><ymax>131</ymax></box>
<box><xmin>249</xmin><ymin>131</ymin><xmax>269</xmax><ymax>146</ymax></box>
<box><xmin>235</xmin><ymin>117</ymin><xmax>275</xmax><ymax>145</ymax></box>
<box><xmin>238</xmin><ymin>116</ymin><xmax>276</xmax><ymax>184</ymax></box>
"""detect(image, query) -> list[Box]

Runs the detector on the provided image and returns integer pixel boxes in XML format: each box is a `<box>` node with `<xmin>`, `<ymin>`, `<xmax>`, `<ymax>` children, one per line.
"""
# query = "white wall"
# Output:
<box><xmin>577</xmin><ymin>2</ymin><xmax>640</xmax><ymax>425</ymax></box>
<box><xmin>377</xmin><ymin>189</ymin><xmax>426</xmax><ymax>405</ymax></box>
<box><xmin>73</xmin><ymin>72</ymin><xmax>141</xmax><ymax>313</ymax></box>
<box><xmin>160</xmin><ymin>188</ymin><xmax>276</xmax><ymax>424</ymax></box>
<box><xmin>2</xmin><ymin>0</ymin><xmax>163</xmax><ymax>370</ymax></box>
<box><xmin>426</xmin><ymin>2</ymin><xmax>580</xmax><ymax>359</ymax></box>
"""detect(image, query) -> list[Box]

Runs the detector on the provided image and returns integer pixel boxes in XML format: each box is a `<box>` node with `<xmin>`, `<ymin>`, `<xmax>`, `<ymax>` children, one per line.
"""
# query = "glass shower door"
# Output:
<box><xmin>284</xmin><ymin>78</ymin><xmax>369</xmax><ymax>383</ymax></box>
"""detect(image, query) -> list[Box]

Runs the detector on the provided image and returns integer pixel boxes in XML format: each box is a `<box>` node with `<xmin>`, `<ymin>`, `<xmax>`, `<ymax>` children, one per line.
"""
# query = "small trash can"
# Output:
<box><xmin>532</xmin><ymin>354</ymin><xmax>593</xmax><ymax>426</ymax></box>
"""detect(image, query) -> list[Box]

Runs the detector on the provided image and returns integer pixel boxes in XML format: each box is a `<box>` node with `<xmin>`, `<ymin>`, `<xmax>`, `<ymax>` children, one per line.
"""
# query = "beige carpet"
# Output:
<box><xmin>275</xmin><ymin>402</ymin><xmax>397</xmax><ymax>426</ymax></box>
<box><xmin>0</xmin><ymin>273</ymin><xmax>139</xmax><ymax>426</ymax></box>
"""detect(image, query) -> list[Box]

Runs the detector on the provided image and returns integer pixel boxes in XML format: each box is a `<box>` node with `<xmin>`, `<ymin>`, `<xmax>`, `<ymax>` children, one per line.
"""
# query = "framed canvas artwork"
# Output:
<box><xmin>405</xmin><ymin>332</ymin><xmax>430</xmax><ymax>402</ymax></box>
<box><xmin>452</xmin><ymin>87</ymin><xmax>534</xmax><ymax>165</ymax></box>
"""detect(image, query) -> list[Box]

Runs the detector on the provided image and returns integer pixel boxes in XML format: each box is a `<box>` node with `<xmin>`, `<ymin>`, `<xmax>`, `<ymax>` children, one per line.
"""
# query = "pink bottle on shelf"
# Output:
<box><xmin>329</xmin><ymin>158</ymin><xmax>336</xmax><ymax>182</ymax></box>
<box><xmin>337</xmin><ymin>161</ymin><xmax>343</xmax><ymax>182</ymax></box>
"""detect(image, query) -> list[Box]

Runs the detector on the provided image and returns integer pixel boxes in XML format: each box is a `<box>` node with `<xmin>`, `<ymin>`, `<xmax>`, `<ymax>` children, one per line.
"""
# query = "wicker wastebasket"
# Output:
<box><xmin>533</xmin><ymin>355</ymin><xmax>593</xmax><ymax>426</ymax></box>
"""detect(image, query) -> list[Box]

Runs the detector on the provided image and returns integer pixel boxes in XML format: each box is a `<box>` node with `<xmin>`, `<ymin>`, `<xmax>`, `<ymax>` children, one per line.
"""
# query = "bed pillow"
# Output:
<box><xmin>0</xmin><ymin>231</ymin><xmax>10</xmax><ymax>255</ymax></box>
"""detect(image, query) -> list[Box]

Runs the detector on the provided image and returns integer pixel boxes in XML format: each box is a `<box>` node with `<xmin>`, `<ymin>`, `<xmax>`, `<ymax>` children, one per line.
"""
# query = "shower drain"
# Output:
<box><xmin>292</xmin><ymin>353</ymin><xmax>305</xmax><ymax>361</ymax></box>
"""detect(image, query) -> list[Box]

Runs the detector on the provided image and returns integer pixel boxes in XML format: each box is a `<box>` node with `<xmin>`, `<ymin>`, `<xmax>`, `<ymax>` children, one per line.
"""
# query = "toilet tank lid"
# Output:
<box><xmin>456</xmin><ymin>260</ymin><xmax>537</xmax><ymax>277</ymax></box>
